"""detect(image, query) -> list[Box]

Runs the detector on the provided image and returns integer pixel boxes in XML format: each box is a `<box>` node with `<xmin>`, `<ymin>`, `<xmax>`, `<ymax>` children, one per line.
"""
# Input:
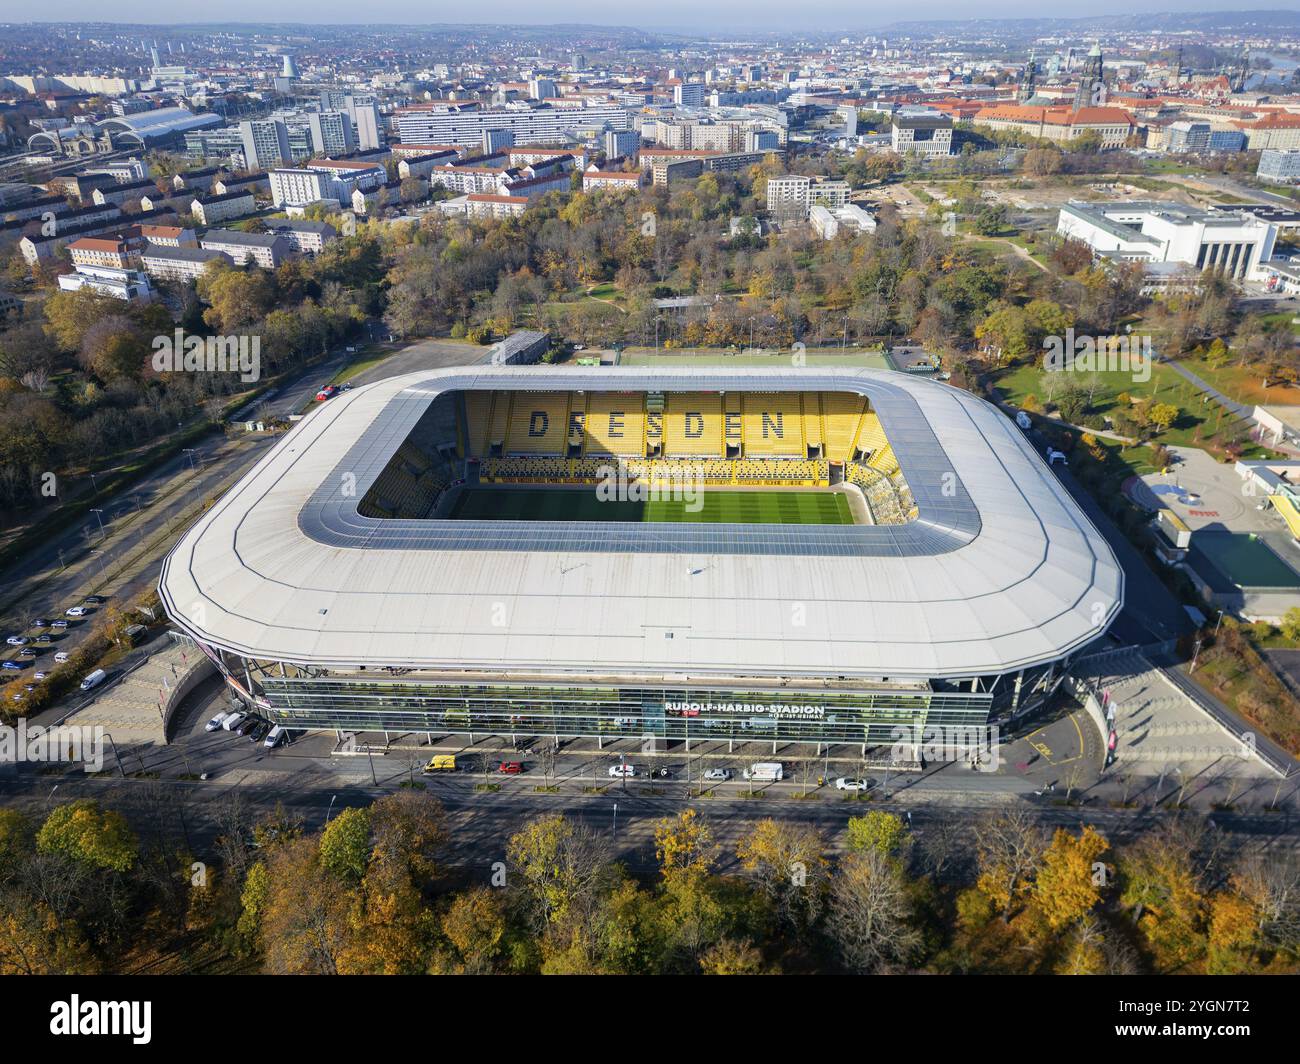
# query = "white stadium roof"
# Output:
<box><xmin>159</xmin><ymin>367</ymin><xmax>1123</xmax><ymax>683</ymax></box>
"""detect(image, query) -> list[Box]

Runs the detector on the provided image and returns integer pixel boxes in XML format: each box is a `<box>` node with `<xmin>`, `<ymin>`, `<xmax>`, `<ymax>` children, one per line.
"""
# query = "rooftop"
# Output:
<box><xmin>159</xmin><ymin>366</ymin><xmax>1123</xmax><ymax>683</ymax></box>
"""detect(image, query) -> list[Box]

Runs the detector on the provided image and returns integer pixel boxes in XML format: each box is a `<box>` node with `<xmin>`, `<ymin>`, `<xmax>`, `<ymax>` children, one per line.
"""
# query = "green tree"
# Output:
<box><xmin>319</xmin><ymin>806</ymin><xmax>372</xmax><ymax>883</ymax></box>
<box><xmin>36</xmin><ymin>799</ymin><xmax>138</xmax><ymax>873</ymax></box>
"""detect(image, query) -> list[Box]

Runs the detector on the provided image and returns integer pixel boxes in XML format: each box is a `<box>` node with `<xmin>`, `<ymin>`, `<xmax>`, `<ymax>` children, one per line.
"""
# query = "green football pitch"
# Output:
<box><xmin>449</xmin><ymin>487</ymin><xmax>855</xmax><ymax>524</ymax></box>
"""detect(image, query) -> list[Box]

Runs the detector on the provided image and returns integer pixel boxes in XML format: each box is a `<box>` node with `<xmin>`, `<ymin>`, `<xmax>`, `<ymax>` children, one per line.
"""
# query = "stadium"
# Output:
<box><xmin>159</xmin><ymin>365</ymin><xmax>1124</xmax><ymax>752</ymax></box>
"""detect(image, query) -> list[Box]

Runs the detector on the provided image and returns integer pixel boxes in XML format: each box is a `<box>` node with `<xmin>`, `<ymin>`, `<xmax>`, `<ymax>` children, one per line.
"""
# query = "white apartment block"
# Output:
<box><xmin>198</xmin><ymin>231</ymin><xmax>290</xmax><ymax>269</ymax></box>
<box><xmin>466</xmin><ymin>193</ymin><xmax>528</xmax><ymax>219</ymax></box>
<box><xmin>765</xmin><ymin>175</ymin><xmax>851</xmax><ymax>220</ymax></box>
<box><xmin>396</xmin><ymin>104</ymin><xmax>633</xmax><ymax>147</ymax></box>
<box><xmin>140</xmin><ymin>244</ymin><xmax>233</xmax><ymax>281</ymax></box>
<box><xmin>191</xmin><ymin>191</ymin><xmax>255</xmax><ymax>226</ymax></box>
<box><xmin>270</xmin><ymin>168</ymin><xmax>336</xmax><ymax>209</ymax></box>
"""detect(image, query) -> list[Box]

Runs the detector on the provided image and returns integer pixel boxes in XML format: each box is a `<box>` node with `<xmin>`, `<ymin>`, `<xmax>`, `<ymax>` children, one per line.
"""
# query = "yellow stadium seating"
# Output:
<box><xmin>742</xmin><ymin>393</ymin><xmax>805</xmax><ymax>457</ymax></box>
<box><xmin>505</xmin><ymin>393</ymin><xmax>569</xmax><ymax>455</ymax></box>
<box><xmin>663</xmin><ymin>392</ymin><xmax>723</xmax><ymax>456</ymax></box>
<box><xmin>820</xmin><ymin>393</ymin><xmax>866</xmax><ymax>462</ymax></box>
<box><xmin>583</xmin><ymin>393</ymin><xmax>646</xmax><ymax>456</ymax></box>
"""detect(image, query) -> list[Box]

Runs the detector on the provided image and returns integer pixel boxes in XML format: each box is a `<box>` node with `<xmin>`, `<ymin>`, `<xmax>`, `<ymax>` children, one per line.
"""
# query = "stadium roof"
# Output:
<box><xmin>159</xmin><ymin>367</ymin><xmax>1123</xmax><ymax>683</ymax></box>
<box><xmin>96</xmin><ymin>107</ymin><xmax>222</xmax><ymax>143</ymax></box>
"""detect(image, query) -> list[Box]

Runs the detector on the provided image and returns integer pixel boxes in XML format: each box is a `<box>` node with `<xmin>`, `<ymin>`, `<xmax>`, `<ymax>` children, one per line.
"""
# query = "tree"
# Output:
<box><xmin>974</xmin><ymin>810</ymin><xmax>1046</xmax><ymax>921</ymax></box>
<box><xmin>1148</xmin><ymin>402</ymin><xmax>1179</xmax><ymax>434</ymax></box>
<box><xmin>1029</xmin><ymin>826</ymin><xmax>1109</xmax><ymax>932</ymax></box>
<box><xmin>507</xmin><ymin>814</ymin><xmax>612</xmax><ymax>933</ymax></box>
<box><xmin>440</xmin><ymin>886</ymin><xmax>509</xmax><ymax>974</ymax></box>
<box><xmin>653</xmin><ymin>808</ymin><xmax>717</xmax><ymax>880</ymax></box>
<box><xmin>35</xmin><ymin>800</ymin><xmax>138</xmax><ymax>873</ymax></box>
<box><xmin>258</xmin><ymin>836</ymin><xmax>351</xmax><ymax>975</ymax></box>
<box><xmin>700</xmin><ymin>937</ymin><xmax>767</xmax><ymax>974</ymax></box>
<box><xmin>318</xmin><ymin>806</ymin><xmax>371</xmax><ymax>884</ymax></box>
<box><xmin>735</xmin><ymin>818</ymin><xmax>828</xmax><ymax>931</ymax></box>
<box><xmin>200</xmin><ymin>266</ymin><xmax>274</xmax><ymax>333</ymax></box>
<box><xmin>369</xmin><ymin>790</ymin><xmax>447</xmax><ymax>883</ymax></box>
<box><xmin>846</xmin><ymin>811</ymin><xmax>910</xmax><ymax>859</ymax></box>
<box><xmin>827</xmin><ymin>848</ymin><xmax>922</xmax><ymax>973</ymax></box>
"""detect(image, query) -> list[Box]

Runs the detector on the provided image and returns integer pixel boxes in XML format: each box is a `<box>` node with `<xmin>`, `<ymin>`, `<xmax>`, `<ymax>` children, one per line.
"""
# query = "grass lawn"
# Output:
<box><xmin>993</xmin><ymin>360</ymin><xmax>1247</xmax><ymax>449</ymax></box>
<box><xmin>450</xmin><ymin>487</ymin><xmax>854</xmax><ymax>525</ymax></box>
<box><xmin>1182</xmin><ymin>357</ymin><xmax>1300</xmax><ymax>409</ymax></box>
<box><xmin>619</xmin><ymin>347</ymin><xmax>890</xmax><ymax>369</ymax></box>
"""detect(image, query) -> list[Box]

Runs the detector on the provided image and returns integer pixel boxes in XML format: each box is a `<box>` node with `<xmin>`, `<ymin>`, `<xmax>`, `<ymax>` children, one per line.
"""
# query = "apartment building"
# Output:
<box><xmin>198</xmin><ymin>230</ymin><xmax>291</xmax><ymax>269</ymax></box>
<box><xmin>308</xmin><ymin>111</ymin><xmax>357</xmax><ymax>157</ymax></box>
<box><xmin>396</xmin><ymin>103</ymin><xmax>633</xmax><ymax>147</ymax></box>
<box><xmin>68</xmin><ymin>234</ymin><xmax>142</xmax><ymax>270</ymax></box>
<box><xmin>268</xmin><ymin>220</ymin><xmax>338</xmax><ymax>255</ymax></box>
<box><xmin>466</xmin><ymin>193</ymin><xmax>529</xmax><ymax>219</ymax></box>
<box><xmin>191</xmin><ymin>190</ymin><xmax>255</xmax><ymax>226</ymax></box>
<box><xmin>582</xmin><ymin>167</ymin><xmax>643</xmax><ymax>194</ymax></box>
<box><xmin>140</xmin><ymin>244</ymin><xmax>233</xmax><ymax>282</ymax></box>
<box><xmin>765</xmin><ymin>175</ymin><xmax>851</xmax><ymax>221</ymax></box>
<box><xmin>240</xmin><ymin>119</ymin><xmax>293</xmax><ymax>171</ymax></box>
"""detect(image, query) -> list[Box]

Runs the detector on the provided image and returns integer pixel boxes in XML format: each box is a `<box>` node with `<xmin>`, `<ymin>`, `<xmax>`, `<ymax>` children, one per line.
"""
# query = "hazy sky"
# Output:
<box><xmin>18</xmin><ymin>1</ymin><xmax>1297</xmax><ymax>34</ymax></box>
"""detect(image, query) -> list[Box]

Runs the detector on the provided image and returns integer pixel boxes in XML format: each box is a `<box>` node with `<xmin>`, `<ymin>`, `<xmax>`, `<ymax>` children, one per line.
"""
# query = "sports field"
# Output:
<box><xmin>449</xmin><ymin>487</ymin><xmax>855</xmax><ymax>524</ymax></box>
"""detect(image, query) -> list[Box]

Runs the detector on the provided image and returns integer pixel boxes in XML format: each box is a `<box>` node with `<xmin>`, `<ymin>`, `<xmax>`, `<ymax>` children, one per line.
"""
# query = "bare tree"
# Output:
<box><xmin>973</xmin><ymin>809</ymin><xmax>1048</xmax><ymax>921</ymax></box>
<box><xmin>827</xmin><ymin>848</ymin><xmax>922</xmax><ymax>973</ymax></box>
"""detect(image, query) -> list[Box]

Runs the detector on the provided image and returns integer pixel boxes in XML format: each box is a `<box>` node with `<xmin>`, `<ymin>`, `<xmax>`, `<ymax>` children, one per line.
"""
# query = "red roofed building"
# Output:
<box><xmin>973</xmin><ymin>104</ymin><xmax>1133</xmax><ymax>148</ymax></box>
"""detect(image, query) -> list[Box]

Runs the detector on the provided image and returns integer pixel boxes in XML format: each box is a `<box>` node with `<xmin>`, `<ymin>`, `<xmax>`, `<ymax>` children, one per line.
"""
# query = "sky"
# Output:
<box><xmin>17</xmin><ymin>1</ymin><xmax>1300</xmax><ymax>34</ymax></box>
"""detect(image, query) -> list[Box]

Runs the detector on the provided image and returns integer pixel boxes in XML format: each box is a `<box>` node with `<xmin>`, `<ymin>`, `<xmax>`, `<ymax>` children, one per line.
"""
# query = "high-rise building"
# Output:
<box><xmin>604</xmin><ymin>128</ymin><xmax>639</xmax><ymax>160</ymax></box>
<box><xmin>239</xmin><ymin>119</ymin><xmax>292</xmax><ymax>171</ymax></box>
<box><xmin>308</xmin><ymin>111</ymin><xmax>356</xmax><ymax>157</ymax></box>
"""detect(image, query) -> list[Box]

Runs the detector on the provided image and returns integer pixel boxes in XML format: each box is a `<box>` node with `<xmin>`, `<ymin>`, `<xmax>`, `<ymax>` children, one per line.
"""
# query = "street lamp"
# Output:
<box><xmin>90</xmin><ymin>508</ymin><xmax>106</xmax><ymax>541</ymax></box>
<box><xmin>612</xmin><ymin>801</ymin><xmax>618</xmax><ymax>840</ymax></box>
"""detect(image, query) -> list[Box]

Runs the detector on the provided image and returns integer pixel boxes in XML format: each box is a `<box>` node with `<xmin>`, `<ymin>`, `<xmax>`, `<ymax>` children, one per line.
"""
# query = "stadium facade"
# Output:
<box><xmin>159</xmin><ymin>366</ymin><xmax>1123</xmax><ymax>751</ymax></box>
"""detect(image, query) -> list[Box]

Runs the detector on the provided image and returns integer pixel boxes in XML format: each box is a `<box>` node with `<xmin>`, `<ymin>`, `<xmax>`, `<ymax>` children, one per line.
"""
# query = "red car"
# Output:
<box><xmin>497</xmin><ymin>760</ymin><xmax>524</xmax><ymax>774</ymax></box>
<box><xmin>315</xmin><ymin>385</ymin><xmax>340</xmax><ymax>401</ymax></box>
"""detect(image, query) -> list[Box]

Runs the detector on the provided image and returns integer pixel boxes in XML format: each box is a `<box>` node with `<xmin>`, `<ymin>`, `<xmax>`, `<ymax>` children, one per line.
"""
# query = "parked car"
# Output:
<box><xmin>64</xmin><ymin>606</ymin><xmax>87</xmax><ymax>618</ymax></box>
<box><xmin>205</xmin><ymin>711</ymin><xmax>232</xmax><ymax>732</ymax></box>
<box><xmin>31</xmin><ymin>618</ymin><xmax>49</xmax><ymax>628</ymax></box>
<box><xmin>16</xmin><ymin>648</ymin><xmax>35</xmax><ymax>660</ymax></box>
<box><xmin>235</xmin><ymin>716</ymin><xmax>261</xmax><ymax>737</ymax></box>
<box><xmin>79</xmin><ymin>668</ymin><xmax>107</xmax><ymax>692</ymax></box>
<box><xmin>222</xmin><ymin>712</ymin><xmax>247</xmax><ymax>732</ymax></box>
<box><xmin>835</xmin><ymin>777</ymin><xmax>870</xmax><ymax>792</ymax></box>
<box><xmin>84</xmin><ymin>595</ymin><xmax>106</xmax><ymax>605</ymax></box>
<box><xmin>608</xmin><ymin>763</ymin><xmax>636</xmax><ymax>778</ymax></box>
<box><xmin>34</xmin><ymin>635</ymin><xmax>52</xmax><ymax>645</ymax></box>
<box><xmin>51</xmin><ymin>620</ymin><xmax>70</xmax><ymax>629</ymax></box>
<box><xmin>497</xmin><ymin>760</ymin><xmax>524</xmax><ymax>774</ymax></box>
<box><xmin>315</xmin><ymin>385</ymin><xmax>340</xmax><ymax>401</ymax></box>
<box><xmin>53</xmin><ymin>651</ymin><xmax>70</xmax><ymax>663</ymax></box>
<box><xmin>248</xmin><ymin>720</ymin><xmax>271</xmax><ymax>743</ymax></box>
<box><xmin>263</xmin><ymin>725</ymin><xmax>289</xmax><ymax>749</ymax></box>
<box><xmin>5</xmin><ymin>635</ymin><xmax>28</xmax><ymax>646</ymax></box>
<box><xmin>33</xmin><ymin>671</ymin><xmax>48</xmax><ymax>681</ymax></box>
<box><xmin>1</xmin><ymin>660</ymin><xmax>23</xmax><ymax>671</ymax></box>
<box><xmin>702</xmin><ymin>768</ymin><xmax>732</xmax><ymax>781</ymax></box>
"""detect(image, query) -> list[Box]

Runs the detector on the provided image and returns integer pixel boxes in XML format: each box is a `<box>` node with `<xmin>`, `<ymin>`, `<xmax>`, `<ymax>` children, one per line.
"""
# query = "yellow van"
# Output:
<box><xmin>423</xmin><ymin>754</ymin><xmax>457</xmax><ymax>773</ymax></box>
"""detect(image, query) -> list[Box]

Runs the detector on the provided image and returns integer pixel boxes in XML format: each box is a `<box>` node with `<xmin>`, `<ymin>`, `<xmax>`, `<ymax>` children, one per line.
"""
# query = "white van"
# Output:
<box><xmin>79</xmin><ymin>668</ymin><xmax>107</xmax><ymax>692</ymax></box>
<box><xmin>743</xmin><ymin>762</ymin><xmax>784</xmax><ymax>782</ymax></box>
